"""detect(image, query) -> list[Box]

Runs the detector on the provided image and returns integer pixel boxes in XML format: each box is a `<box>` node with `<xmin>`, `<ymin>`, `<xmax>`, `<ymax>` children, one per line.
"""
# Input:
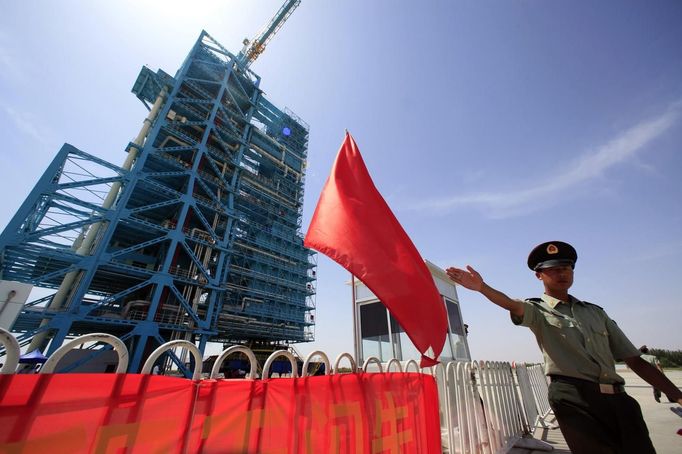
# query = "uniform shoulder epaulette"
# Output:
<box><xmin>582</xmin><ymin>301</ymin><xmax>605</xmax><ymax>311</ymax></box>
<box><xmin>524</xmin><ymin>297</ymin><xmax>544</xmax><ymax>304</ymax></box>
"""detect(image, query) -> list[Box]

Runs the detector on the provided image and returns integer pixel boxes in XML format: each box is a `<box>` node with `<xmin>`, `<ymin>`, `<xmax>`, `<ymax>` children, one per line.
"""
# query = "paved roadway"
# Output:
<box><xmin>622</xmin><ymin>369</ymin><xmax>682</xmax><ymax>454</ymax></box>
<box><xmin>523</xmin><ymin>369</ymin><xmax>682</xmax><ymax>454</ymax></box>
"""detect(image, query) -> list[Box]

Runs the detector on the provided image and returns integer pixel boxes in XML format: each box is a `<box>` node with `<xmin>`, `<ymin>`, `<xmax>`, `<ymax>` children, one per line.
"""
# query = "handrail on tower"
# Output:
<box><xmin>237</xmin><ymin>0</ymin><xmax>301</xmax><ymax>68</ymax></box>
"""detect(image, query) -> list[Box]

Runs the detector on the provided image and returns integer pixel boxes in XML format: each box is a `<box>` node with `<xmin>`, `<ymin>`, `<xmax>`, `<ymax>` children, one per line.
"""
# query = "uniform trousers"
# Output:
<box><xmin>547</xmin><ymin>377</ymin><xmax>656</xmax><ymax>454</ymax></box>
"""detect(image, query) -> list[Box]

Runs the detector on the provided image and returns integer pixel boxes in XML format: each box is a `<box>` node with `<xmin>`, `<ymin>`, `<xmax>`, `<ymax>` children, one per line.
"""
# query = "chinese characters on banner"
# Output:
<box><xmin>0</xmin><ymin>372</ymin><xmax>441</xmax><ymax>453</ymax></box>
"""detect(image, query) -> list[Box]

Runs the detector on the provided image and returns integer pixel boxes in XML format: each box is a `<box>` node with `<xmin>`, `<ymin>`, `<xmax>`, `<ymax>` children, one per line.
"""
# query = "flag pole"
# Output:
<box><xmin>351</xmin><ymin>273</ymin><xmax>359</xmax><ymax>370</ymax></box>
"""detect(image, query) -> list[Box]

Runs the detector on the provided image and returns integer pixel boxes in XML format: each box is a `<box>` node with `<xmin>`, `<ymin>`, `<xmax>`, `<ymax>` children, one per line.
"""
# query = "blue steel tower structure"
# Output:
<box><xmin>0</xmin><ymin>1</ymin><xmax>316</xmax><ymax>373</ymax></box>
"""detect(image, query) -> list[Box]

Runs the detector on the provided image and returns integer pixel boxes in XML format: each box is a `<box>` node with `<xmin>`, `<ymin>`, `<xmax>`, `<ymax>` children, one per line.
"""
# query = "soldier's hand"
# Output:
<box><xmin>446</xmin><ymin>265</ymin><xmax>483</xmax><ymax>292</ymax></box>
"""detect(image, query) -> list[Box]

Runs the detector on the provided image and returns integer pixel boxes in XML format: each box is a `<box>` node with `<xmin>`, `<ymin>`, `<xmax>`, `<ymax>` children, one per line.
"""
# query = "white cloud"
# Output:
<box><xmin>0</xmin><ymin>35</ymin><xmax>22</xmax><ymax>81</ymax></box>
<box><xmin>4</xmin><ymin>105</ymin><xmax>50</xmax><ymax>146</ymax></box>
<box><xmin>0</xmin><ymin>51</ymin><xmax>20</xmax><ymax>79</ymax></box>
<box><xmin>417</xmin><ymin>103</ymin><xmax>680</xmax><ymax>219</ymax></box>
<box><xmin>623</xmin><ymin>239</ymin><xmax>682</xmax><ymax>264</ymax></box>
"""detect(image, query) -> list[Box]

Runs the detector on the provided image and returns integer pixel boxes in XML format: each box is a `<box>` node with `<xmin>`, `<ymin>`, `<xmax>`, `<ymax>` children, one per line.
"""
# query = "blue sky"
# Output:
<box><xmin>1</xmin><ymin>1</ymin><xmax>681</xmax><ymax>362</ymax></box>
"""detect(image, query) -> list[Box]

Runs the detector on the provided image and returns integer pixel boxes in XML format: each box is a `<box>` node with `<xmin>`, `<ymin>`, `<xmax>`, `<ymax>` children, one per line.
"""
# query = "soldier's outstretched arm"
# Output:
<box><xmin>446</xmin><ymin>265</ymin><xmax>524</xmax><ymax>317</ymax></box>
<box><xmin>624</xmin><ymin>356</ymin><xmax>682</xmax><ymax>405</ymax></box>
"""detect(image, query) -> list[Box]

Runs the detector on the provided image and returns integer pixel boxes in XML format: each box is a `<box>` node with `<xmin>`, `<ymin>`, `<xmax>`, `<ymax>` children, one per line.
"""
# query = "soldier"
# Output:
<box><xmin>447</xmin><ymin>241</ymin><xmax>682</xmax><ymax>454</ymax></box>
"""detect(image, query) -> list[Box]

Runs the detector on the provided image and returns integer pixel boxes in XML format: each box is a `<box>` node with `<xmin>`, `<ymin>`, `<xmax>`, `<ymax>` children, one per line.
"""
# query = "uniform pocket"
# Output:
<box><xmin>586</xmin><ymin>323</ymin><xmax>611</xmax><ymax>353</ymax></box>
<box><xmin>545</xmin><ymin>314</ymin><xmax>571</xmax><ymax>328</ymax></box>
<box><xmin>584</xmin><ymin>319</ymin><xmax>609</xmax><ymax>338</ymax></box>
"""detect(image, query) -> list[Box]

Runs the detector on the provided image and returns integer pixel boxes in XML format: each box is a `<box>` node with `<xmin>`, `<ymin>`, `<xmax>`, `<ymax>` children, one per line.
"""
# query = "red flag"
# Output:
<box><xmin>304</xmin><ymin>132</ymin><xmax>448</xmax><ymax>367</ymax></box>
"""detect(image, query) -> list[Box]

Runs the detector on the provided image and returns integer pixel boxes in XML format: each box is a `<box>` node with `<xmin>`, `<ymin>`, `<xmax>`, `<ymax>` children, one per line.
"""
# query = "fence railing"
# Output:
<box><xmin>514</xmin><ymin>363</ymin><xmax>555</xmax><ymax>433</ymax></box>
<box><xmin>0</xmin><ymin>328</ymin><xmax>555</xmax><ymax>453</ymax></box>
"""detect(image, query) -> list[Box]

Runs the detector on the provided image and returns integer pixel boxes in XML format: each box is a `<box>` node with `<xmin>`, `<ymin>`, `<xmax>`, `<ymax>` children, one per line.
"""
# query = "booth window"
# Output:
<box><xmin>446</xmin><ymin>299</ymin><xmax>469</xmax><ymax>359</ymax></box>
<box><xmin>360</xmin><ymin>302</ymin><xmax>393</xmax><ymax>361</ymax></box>
<box><xmin>446</xmin><ymin>300</ymin><xmax>464</xmax><ymax>336</ymax></box>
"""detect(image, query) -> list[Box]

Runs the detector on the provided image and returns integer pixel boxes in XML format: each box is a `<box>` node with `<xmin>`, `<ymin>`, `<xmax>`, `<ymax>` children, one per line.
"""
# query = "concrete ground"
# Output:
<box><xmin>521</xmin><ymin>370</ymin><xmax>682</xmax><ymax>454</ymax></box>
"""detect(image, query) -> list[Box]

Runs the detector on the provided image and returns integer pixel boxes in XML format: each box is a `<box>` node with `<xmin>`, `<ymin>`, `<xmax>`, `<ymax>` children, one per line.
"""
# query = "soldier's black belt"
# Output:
<box><xmin>549</xmin><ymin>375</ymin><xmax>625</xmax><ymax>394</ymax></box>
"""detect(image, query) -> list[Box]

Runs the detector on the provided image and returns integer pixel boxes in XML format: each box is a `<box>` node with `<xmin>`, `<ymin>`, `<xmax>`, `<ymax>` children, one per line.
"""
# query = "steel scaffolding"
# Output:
<box><xmin>0</xmin><ymin>30</ymin><xmax>316</xmax><ymax>373</ymax></box>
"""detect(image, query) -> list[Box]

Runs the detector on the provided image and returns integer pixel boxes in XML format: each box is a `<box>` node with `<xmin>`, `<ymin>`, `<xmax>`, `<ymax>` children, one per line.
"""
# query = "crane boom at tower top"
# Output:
<box><xmin>237</xmin><ymin>0</ymin><xmax>301</xmax><ymax>68</ymax></box>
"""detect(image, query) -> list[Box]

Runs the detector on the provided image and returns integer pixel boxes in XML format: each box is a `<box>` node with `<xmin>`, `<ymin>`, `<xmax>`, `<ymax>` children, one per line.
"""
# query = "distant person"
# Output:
<box><xmin>447</xmin><ymin>241</ymin><xmax>682</xmax><ymax>454</ymax></box>
<box><xmin>639</xmin><ymin>345</ymin><xmax>673</xmax><ymax>403</ymax></box>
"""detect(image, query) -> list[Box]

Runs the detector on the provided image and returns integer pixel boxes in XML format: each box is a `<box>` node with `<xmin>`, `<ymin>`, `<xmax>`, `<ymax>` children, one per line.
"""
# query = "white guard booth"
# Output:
<box><xmin>0</xmin><ymin>280</ymin><xmax>33</xmax><ymax>331</ymax></box>
<box><xmin>352</xmin><ymin>260</ymin><xmax>470</xmax><ymax>366</ymax></box>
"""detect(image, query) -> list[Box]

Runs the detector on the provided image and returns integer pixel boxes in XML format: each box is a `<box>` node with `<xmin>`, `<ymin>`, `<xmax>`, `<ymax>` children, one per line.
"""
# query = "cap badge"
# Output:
<box><xmin>547</xmin><ymin>244</ymin><xmax>559</xmax><ymax>254</ymax></box>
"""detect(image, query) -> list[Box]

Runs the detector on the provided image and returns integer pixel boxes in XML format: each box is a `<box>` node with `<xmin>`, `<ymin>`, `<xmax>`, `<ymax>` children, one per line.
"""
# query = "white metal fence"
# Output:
<box><xmin>432</xmin><ymin>360</ymin><xmax>552</xmax><ymax>454</ymax></box>
<box><xmin>514</xmin><ymin>363</ymin><xmax>554</xmax><ymax>432</ymax></box>
<box><xmin>0</xmin><ymin>329</ymin><xmax>553</xmax><ymax>453</ymax></box>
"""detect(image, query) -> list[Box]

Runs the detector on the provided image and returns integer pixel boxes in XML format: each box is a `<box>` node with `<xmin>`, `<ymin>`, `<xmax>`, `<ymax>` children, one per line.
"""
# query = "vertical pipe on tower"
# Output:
<box><xmin>27</xmin><ymin>87</ymin><xmax>169</xmax><ymax>353</ymax></box>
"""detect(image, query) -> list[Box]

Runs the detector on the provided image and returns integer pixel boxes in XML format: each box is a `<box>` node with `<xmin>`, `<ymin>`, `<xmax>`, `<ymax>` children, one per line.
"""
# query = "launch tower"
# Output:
<box><xmin>0</xmin><ymin>2</ymin><xmax>315</xmax><ymax>374</ymax></box>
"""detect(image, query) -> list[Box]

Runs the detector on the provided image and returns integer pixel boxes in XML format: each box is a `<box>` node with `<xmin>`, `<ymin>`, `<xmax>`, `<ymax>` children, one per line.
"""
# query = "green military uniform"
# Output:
<box><xmin>512</xmin><ymin>294</ymin><xmax>655</xmax><ymax>453</ymax></box>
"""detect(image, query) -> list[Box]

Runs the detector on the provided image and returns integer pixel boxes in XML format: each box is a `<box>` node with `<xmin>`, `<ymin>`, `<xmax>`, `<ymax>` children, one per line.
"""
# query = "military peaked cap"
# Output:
<box><xmin>527</xmin><ymin>241</ymin><xmax>577</xmax><ymax>271</ymax></box>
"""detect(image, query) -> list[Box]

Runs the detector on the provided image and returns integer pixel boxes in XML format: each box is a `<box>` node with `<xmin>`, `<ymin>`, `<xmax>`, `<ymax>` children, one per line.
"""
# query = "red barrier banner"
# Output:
<box><xmin>189</xmin><ymin>373</ymin><xmax>441</xmax><ymax>453</ymax></box>
<box><xmin>0</xmin><ymin>374</ymin><xmax>197</xmax><ymax>453</ymax></box>
<box><xmin>0</xmin><ymin>372</ymin><xmax>441</xmax><ymax>454</ymax></box>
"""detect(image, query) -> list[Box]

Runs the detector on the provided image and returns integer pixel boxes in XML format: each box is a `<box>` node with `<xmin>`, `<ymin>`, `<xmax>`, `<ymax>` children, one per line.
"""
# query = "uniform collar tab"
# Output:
<box><xmin>542</xmin><ymin>293</ymin><xmax>576</xmax><ymax>308</ymax></box>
